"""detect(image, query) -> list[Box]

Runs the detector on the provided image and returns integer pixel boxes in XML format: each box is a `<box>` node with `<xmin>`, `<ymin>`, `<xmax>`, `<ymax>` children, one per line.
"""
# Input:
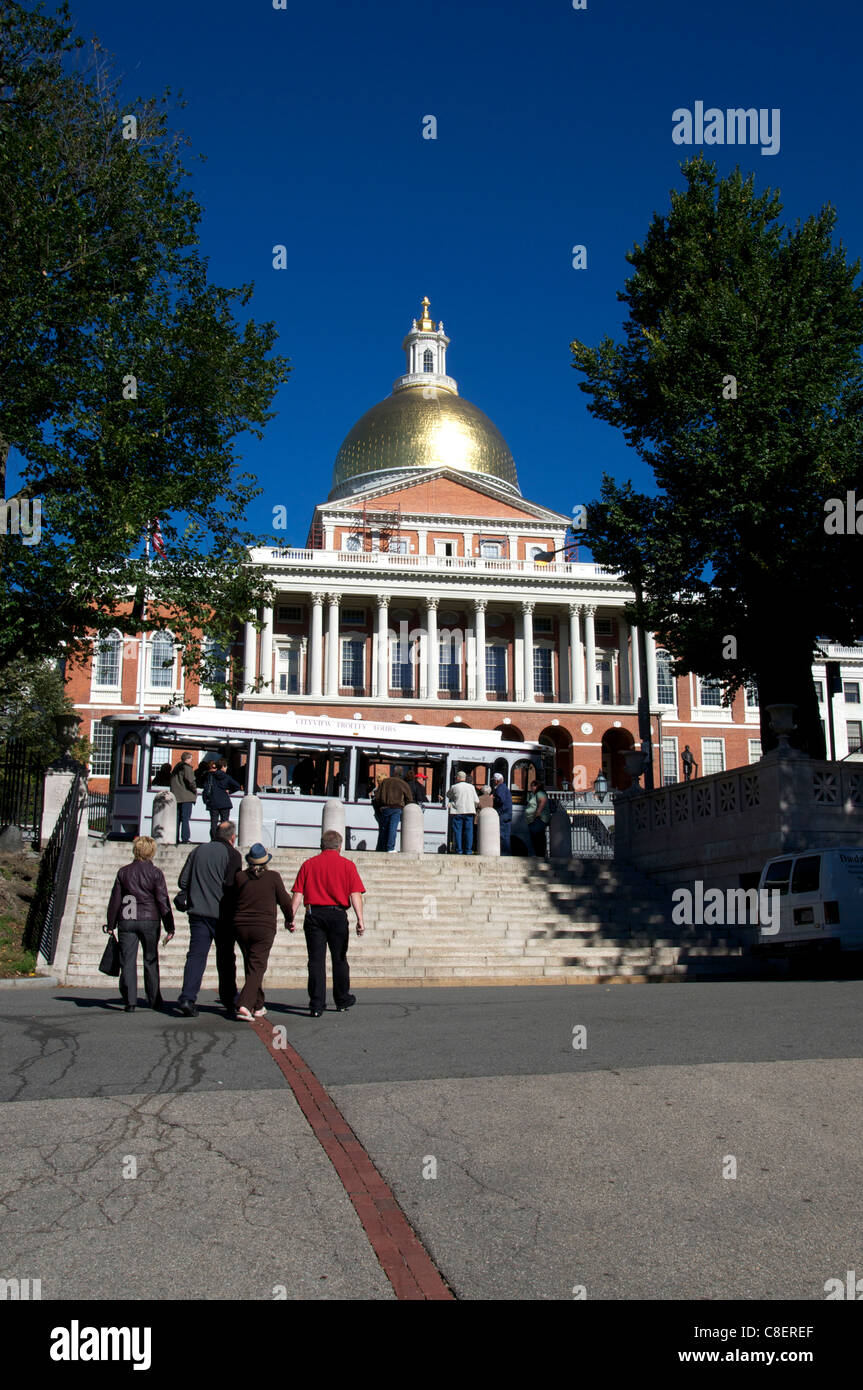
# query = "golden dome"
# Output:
<box><xmin>330</xmin><ymin>385</ymin><xmax>520</xmax><ymax>499</ymax></box>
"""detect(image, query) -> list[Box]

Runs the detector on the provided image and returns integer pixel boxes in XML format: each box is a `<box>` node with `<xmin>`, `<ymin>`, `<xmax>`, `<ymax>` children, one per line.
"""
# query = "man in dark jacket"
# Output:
<box><xmin>175</xmin><ymin>823</ymin><xmax>241</xmax><ymax>1017</ymax></box>
<box><xmin>492</xmin><ymin>773</ymin><xmax>513</xmax><ymax>856</ymax></box>
<box><xmin>373</xmin><ymin>773</ymin><xmax>413</xmax><ymax>852</ymax></box>
<box><xmin>202</xmin><ymin>758</ymin><xmax>242</xmax><ymax>839</ymax></box>
<box><xmin>170</xmin><ymin>752</ymin><xmax>197</xmax><ymax>844</ymax></box>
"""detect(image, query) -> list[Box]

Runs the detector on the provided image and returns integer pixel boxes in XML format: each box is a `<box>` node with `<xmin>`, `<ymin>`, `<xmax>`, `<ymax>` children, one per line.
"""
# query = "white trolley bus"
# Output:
<box><xmin>101</xmin><ymin>708</ymin><xmax>551</xmax><ymax>853</ymax></box>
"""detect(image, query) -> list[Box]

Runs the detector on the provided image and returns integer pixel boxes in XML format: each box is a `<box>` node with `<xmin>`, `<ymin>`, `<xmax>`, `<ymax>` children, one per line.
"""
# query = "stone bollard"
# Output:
<box><xmin>477</xmin><ymin>806</ymin><xmax>501</xmax><ymax>857</ymax></box>
<box><xmin>322</xmin><ymin>798</ymin><xmax>345</xmax><ymax>843</ymax></box>
<box><xmin>151</xmin><ymin>790</ymin><xmax>177</xmax><ymax>844</ymax></box>
<box><xmin>400</xmin><ymin>802</ymin><xmax>424</xmax><ymax>853</ymax></box>
<box><xmin>548</xmin><ymin>803</ymin><xmax>572</xmax><ymax>858</ymax></box>
<box><xmin>238</xmin><ymin>794</ymin><xmax>263</xmax><ymax>850</ymax></box>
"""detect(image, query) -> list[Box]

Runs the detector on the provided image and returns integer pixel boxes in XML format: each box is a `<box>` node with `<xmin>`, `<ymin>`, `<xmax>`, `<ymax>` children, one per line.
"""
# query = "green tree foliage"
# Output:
<box><xmin>0</xmin><ymin>1</ymin><xmax>290</xmax><ymax>690</ymax></box>
<box><xmin>571</xmin><ymin>155</ymin><xmax>863</xmax><ymax>757</ymax></box>
<box><xmin>0</xmin><ymin>656</ymin><xmax>83</xmax><ymax>763</ymax></box>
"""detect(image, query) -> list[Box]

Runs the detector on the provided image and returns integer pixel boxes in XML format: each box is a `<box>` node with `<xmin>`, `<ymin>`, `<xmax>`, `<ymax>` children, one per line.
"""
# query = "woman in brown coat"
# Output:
<box><xmin>232</xmin><ymin>844</ymin><xmax>294</xmax><ymax>1020</ymax></box>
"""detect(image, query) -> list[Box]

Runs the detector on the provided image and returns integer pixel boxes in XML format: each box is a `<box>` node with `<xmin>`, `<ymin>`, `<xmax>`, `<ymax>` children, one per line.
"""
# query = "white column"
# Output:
<box><xmin>474</xmin><ymin>599</ymin><xmax>487</xmax><ymax>702</ymax></box>
<box><xmin>243</xmin><ymin>618</ymin><xmax>257</xmax><ymax>693</ymax></box>
<box><xmin>259</xmin><ymin>605</ymin><xmax>273</xmax><ymax>689</ymax></box>
<box><xmin>558</xmin><ymin>611</ymin><xmax>569</xmax><ymax>703</ymax></box>
<box><xmin>610</xmin><ymin>650</ymin><xmax>620</xmax><ymax>705</ymax></box>
<box><xmin>618</xmin><ymin>616</ymin><xmax>631</xmax><ymax>703</ymax></box>
<box><xmin>377</xmin><ymin>597</ymin><xmax>389</xmax><ymax>700</ymax></box>
<box><xmin>522</xmin><ymin>601</ymin><xmax>535</xmax><ymax>704</ymax></box>
<box><xmin>325</xmin><ymin>592</ymin><xmax>340</xmax><ymax>697</ymax></box>
<box><xmin>569</xmin><ymin>604</ymin><xmax>584</xmax><ymax>705</ymax></box>
<box><xmin>631</xmin><ymin>624</ymin><xmax>642</xmax><ymax>703</ymax></box>
<box><xmin>425</xmin><ymin>597</ymin><xmax>438</xmax><ymax>700</ymax></box>
<box><xmin>514</xmin><ymin>608</ymin><xmax>525</xmax><ymax>703</ymax></box>
<box><xmin>309</xmin><ymin>594</ymin><xmax>323</xmax><ymax>696</ymax></box>
<box><xmin>584</xmin><ymin>604</ymin><xmax>597</xmax><ymax>706</ymax></box>
<box><xmin>647</xmin><ymin>630</ymin><xmax>659</xmax><ymax>709</ymax></box>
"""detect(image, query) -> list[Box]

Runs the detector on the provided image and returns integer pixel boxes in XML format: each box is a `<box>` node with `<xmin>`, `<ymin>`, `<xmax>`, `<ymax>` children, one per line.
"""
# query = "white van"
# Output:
<box><xmin>755</xmin><ymin>847</ymin><xmax>863</xmax><ymax>953</ymax></box>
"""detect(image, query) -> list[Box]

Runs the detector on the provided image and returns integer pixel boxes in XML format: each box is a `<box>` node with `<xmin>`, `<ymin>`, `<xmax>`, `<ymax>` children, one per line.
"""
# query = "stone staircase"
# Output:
<box><xmin>62</xmin><ymin>842</ymin><xmax>759</xmax><ymax>988</ymax></box>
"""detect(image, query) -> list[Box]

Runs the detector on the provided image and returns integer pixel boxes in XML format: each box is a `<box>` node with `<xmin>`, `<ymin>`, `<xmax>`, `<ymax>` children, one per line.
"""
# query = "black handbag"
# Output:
<box><xmin>99</xmin><ymin>930</ymin><xmax>120</xmax><ymax>976</ymax></box>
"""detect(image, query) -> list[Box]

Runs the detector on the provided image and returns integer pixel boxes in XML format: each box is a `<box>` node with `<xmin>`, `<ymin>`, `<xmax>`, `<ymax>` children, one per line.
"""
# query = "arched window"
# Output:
<box><xmin>149</xmin><ymin>631</ymin><xmax>175</xmax><ymax>688</ymax></box>
<box><xmin>422</xmin><ymin>348</ymin><xmax>434</xmax><ymax>373</ymax></box>
<box><xmin>656</xmin><ymin>649</ymin><xmax>675</xmax><ymax>705</ymax></box>
<box><xmin>93</xmin><ymin>630</ymin><xmax>122</xmax><ymax>687</ymax></box>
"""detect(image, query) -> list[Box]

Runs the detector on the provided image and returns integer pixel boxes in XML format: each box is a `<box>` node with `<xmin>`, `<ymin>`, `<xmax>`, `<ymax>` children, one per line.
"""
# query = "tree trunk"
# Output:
<box><xmin>755</xmin><ymin>634</ymin><xmax>826</xmax><ymax>759</ymax></box>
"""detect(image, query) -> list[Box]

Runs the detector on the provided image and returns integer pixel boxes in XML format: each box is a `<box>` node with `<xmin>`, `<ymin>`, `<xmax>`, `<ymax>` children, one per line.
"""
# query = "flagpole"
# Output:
<box><xmin>137</xmin><ymin>530</ymin><xmax>150</xmax><ymax>716</ymax></box>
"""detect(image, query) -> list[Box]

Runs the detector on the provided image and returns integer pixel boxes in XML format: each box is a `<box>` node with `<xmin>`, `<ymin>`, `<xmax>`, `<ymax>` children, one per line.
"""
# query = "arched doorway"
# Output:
<box><xmin>539</xmin><ymin>726</ymin><xmax>573</xmax><ymax>788</ymax></box>
<box><xmin>496</xmin><ymin>722</ymin><xmax>524</xmax><ymax>741</ymax></box>
<box><xmin>601</xmin><ymin>727</ymin><xmax>635</xmax><ymax>791</ymax></box>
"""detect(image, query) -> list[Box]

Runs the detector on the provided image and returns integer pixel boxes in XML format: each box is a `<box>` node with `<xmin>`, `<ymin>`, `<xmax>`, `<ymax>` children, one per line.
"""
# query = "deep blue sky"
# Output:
<box><xmin>22</xmin><ymin>0</ymin><xmax>863</xmax><ymax>545</ymax></box>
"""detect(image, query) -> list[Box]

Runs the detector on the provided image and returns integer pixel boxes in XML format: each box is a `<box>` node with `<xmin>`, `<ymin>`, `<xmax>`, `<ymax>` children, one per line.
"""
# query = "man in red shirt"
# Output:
<box><xmin>291</xmin><ymin>830</ymin><xmax>366</xmax><ymax>1017</ymax></box>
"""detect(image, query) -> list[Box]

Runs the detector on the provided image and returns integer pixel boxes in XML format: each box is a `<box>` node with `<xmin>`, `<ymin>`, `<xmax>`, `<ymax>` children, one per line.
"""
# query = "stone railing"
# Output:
<box><xmin>614</xmin><ymin>754</ymin><xmax>863</xmax><ymax>890</ymax></box>
<box><xmin>257</xmin><ymin>548</ymin><xmax>618</xmax><ymax>580</ymax></box>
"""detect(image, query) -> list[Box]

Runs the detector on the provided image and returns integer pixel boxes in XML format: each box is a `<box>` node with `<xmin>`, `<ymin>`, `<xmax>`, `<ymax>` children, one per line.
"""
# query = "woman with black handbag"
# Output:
<box><xmin>105</xmin><ymin>836</ymin><xmax>175</xmax><ymax>1012</ymax></box>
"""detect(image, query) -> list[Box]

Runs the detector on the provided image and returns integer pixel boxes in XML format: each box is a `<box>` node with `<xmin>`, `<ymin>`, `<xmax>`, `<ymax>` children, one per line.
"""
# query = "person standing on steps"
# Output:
<box><xmin>525</xmin><ymin>779</ymin><xmax>551</xmax><ymax>858</ymax></box>
<box><xmin>373</xmin><ymin>771</ymin><xmax>413</xmax><ymax>852</ymax></box>
<box><xmin>106</xmin><ymin>835</ymin><xmax>174</xmax><ymax>1012</ymax></box>
<box><xmin>447</xmin><ymin>770</ymin><xmax>479</xmax><ymax>854</ymax></box>
<box><xmin>170</xmin><ymin>752</ymin><xmax>197</xmax><ymax>844</ymax></box>
<box><xmin>291</xmin><ymin>830</ymin><xmax>365</xmax><ymax>1017</ymax></box>
<box><xmin>491</xmin><ymin>772</ymin><xmax>513</xmax><ymax>856</ymax></box>
<box><xmin>232</xmin><ymin>844</ymin><xmax>294</xmax><ymax>1021</ymax></box>
<box><xmin>175</xmin><ymin>823</ymin><xmax>241</xmax><ymax>1017</ymax></box>
<box><xmin>202</xmin><ymin>757</ymin><xmax>242</xmax><ymax>840</ymax></box>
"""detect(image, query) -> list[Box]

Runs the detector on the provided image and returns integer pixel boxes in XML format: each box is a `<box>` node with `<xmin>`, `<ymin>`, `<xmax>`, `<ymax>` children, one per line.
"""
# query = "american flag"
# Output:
<box><xmin>151</xmin><ymin>519</ymin><xmax>167</xmax><ymax>558</ymax></box>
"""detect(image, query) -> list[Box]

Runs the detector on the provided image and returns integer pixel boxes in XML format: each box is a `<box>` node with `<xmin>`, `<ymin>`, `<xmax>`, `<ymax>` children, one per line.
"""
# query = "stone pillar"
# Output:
<box><xmin>243</xmin><ymin>618</ymin><xmax>257</xmax><ymax>694</ymax></box>
<box><xmin>309</xmin><ymin>594</ymin><xmax>324</xmax><ymax>697</ymax></box>
<box><xmin>259</xmin><ymin>605</ymin><xmax>273</xmax><ymax>689</ymax></box>
<box><xmin>425</xmin><ymin>597</ymin><xmax>439</xmax><ymax>700</ymax></box>
<box><xmin>474</xmin><ymin>599</ymin><xmax>487</xmax><ymax>702</ymax></box>
<box><xmin>325</xmin><ymin>593</ymin><xmax>340</xmax><ymax>697</ymax></box>
<box><xmin>39</xmin><ymin>769</ymin><xmax>77</xmax><ymax>845</ymax></box>
<box><xmin>647</xmin><ymin>630</ymin><xmax>659</xmax><ymax>709</ymax></box>
<box><xmin>522</xmin><ymin>601</ymin><xmax>535</xmax><ymax>703</ymax></box>
<box><xmin>322</xmin><ymin>798</ymin><xmax>346</xmax><ymax>842</ymax></box>
<box><xmin>584</xmin><ymin>605</ymin><xmax>597</xmax><ymax>706</ymax></box>
<box><xmin>514</xmin><ymin>608</ymin><xmax>525</xmax><ymax>703</ymax></box>
<box><xmin>151</xmin><ymin>789</ymin><xmax>177</xmax><ymax>844</ymax></box>
<box><xmin>618</xmin><ymin>616</ymin><xmax>631</xmax><ymax>703</ymax></box>
<box><xmin>238</xmin><ymin>794</ymin><xmax>263</xmax><ymax>849</ymax></box>
<box><xmin>477</xmin><ymin>806</ymin><xmax>501</xmax><ymax>857</ymax></box>
<box><xmin>569</xmin><ymin>604</ymin><xmax>585</xmax><ymax>705</ymax></box>
<box><xmin>400</xmin><ymin>802</ymin><xmax>424</xmax><ymax>853</ymax></box>
<box><xmin>377</xmin><ymin>597</ymin><xmax>389</xmax><ymax>700</ymax></box>
<box><xmin>631</xmin><ymin>625</ymin><xmax>642</xmax><ymax>702</ymax></box>
<box><xmin>548</xmin><ymin>802</ymin><xmax>571</xmax><ymax>858</ymax></box>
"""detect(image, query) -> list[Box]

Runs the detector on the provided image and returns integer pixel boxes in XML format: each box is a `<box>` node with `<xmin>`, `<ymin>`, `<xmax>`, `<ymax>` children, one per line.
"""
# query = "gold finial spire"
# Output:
<box><xmin>418</xmin><ymin>295</ymin><xmax>435</xmax><ymax>331</ymax></box>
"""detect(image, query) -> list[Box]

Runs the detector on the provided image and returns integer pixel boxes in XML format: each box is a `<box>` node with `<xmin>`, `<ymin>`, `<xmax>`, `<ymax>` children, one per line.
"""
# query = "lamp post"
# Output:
<box><xmin>593</xmin><ymin>770</ymin><xmax>609</xmax><ymax>802</ymax></box>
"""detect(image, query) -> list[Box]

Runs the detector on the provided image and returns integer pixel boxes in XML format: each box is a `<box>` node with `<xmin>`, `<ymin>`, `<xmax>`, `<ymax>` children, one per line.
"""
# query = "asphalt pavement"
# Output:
<box><xmin>1</xmin><ymin>981</ymin><xmax>861</xmax><ymax>1300</ymax></box>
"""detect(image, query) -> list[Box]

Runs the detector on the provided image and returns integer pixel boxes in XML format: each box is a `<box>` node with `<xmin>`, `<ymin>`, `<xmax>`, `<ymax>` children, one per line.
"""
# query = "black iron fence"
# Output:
<box><xmin>87</xmin><ymin>790</ymin><xmax>110</xmax><ymax>835</ymax></box>
<box><xmin>23</xmin><ymin>771</ymin><xmax>85</xmax><ymax>964</ymax></box>
<box><xmin>0</xmin><ymin>739</ymin><xmax>45</xmax><ymax>846</ymax></box>
<box><xmin>570</xmin><ymin>814</ymin><xmax>615</xmax><ymax>859</ymax></box>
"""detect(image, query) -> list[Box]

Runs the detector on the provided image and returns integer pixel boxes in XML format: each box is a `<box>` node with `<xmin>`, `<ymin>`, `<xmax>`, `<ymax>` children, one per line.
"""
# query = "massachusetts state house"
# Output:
<box><xmin>69</xmin><ymin>299</ymin><xmax>863</xmax><ymax>789</ymax></box>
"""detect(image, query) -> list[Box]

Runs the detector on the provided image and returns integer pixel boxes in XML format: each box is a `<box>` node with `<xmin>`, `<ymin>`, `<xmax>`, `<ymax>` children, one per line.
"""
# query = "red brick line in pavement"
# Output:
<box><xmin>251</xmin><ymin>1017</ymin><xmax>454</xmax><ymax>1301</ymax></box>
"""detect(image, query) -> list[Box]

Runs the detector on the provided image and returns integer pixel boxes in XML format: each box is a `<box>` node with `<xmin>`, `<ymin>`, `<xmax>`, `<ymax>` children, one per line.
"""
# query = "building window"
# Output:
<box><xmin>151</xmin><ymin>746</ymin><xmax>172</xmax><ymax>774</ymax></box>
<box><xmin>656</xmin><ymin>650</ymin><xmax>675</xmax><ymax>706</ymax></box>
<box><xmin>745</xmin><ymin>680</ymin><xmax>759</xmax><ymax>709</ymax></box>
<box><xmin>277</xmin><ymin>646</ymin><xmax>301</xmax><ymax>694</ymax></box>
<box><xmin>843</xmin><ymin>681</ymin><xmax>861</xmax><ymax>704</ymax></box>
<box><xmin>342</xmin><ymin>608</ymin><xmax>366</xmax><ymax>626</ymax></box>
<box><xmin>435</xmin><ymin>540</ymin><xmax>456</xmax><ymax>558</ymax></box>
<box><xmin>423</xmin><ymin>348</ymin><xmax>434</xmax><ymax>372</ymax></box>
<box><xmin>277</xmin><ymin>605</ymin><xmax>302</xmax><ymax>623</ymax></box>
<box><xmin>528</xmin><ymin>545</ymin><xmax>547</xmax><ymax>561</ymax></box>
<box><xmin>480</xmin><ymin>541</ymin><xmax>503</xmax><ymax>558</ymax></box>
<box><xmin>386</xmin><ymin>538</ymin><xmax>408</xmax><ymax>554</ymax></box>
<box><xmin>391</xmin><ymin>640</ymin><xmax>414</xmax><ymax>693</ymax></box>
<box><xmin>701</xmin><ymin>738</ymin><xmax>725</xmax><ymax>775</ymax></box>
<box><xmin>149</xmin><ymin>631</ymin><xmax>175</xmax><ymax>688</ymax></box>
<box><xmin>533</xmin><ymin>616</ymin><xmax>553</xmax><ymax>635</ymax></box>
<box><xmin>594</xmin><ymin>617</ymin><xmax>613</xmax><ymax>636</ymax></box>
<box><xmin>847</xmin><ymin>721</ymin><xmax>862</xmax><ymax>753</ymax></box>
<box><xmin>698</xmin><ymin>677</ymin><xmax>723</xmax><ymax>707</ymax></box>
<box><xmin>596</xmin><ymin>658</ymin><xmax>611</xmax><ymax>704</ymax></box>
<box><xmin>486</xmin><ymin>646</ymin><xmax>506</xmax><ymax>693</ymax></box>
<box><xmin>813</xmin><ymin>681</ymin><xmax>824</xmax><ymax>703</ymax></box>
<box><xmin>439</xmin><ymin>641</ymin><xmax>460</xmax><ymax>692</ymax></box>
<box><xmin>202</xmin><ymin>639</ymin><xmax>229</xmax><ymax>705</ymax></box>
<box><xmin>533</xmin><ymin>646</ymin><xmax>553</xmax><ymax>695</ymax></box>
<box><xmin>748</xmin><ymin>738</ymin><xmax>763</xmax><ymax>763</ymax></box>
<box><xmin>661</xmin><ymin>736</ymin><xmax>678</xmax><ymax>786</ymax></box>
<box><xmin>93</xmin><ymin>631</ymin><xmax>122</xmax><ymax>688</ymax></box>
<box><xmin>344</xmin><ymin>536</ymin><xmax>361</xmax><ymax>552</ymax></box>
<box><xmin>90</xmin><ymin>720</ymin><xmax>114</xmax><ymax>777</ymax></box>
<box><xmin>341</xmin><ymin>639</ymin><xmax>364</xmax><ymax>689</ymax></box>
